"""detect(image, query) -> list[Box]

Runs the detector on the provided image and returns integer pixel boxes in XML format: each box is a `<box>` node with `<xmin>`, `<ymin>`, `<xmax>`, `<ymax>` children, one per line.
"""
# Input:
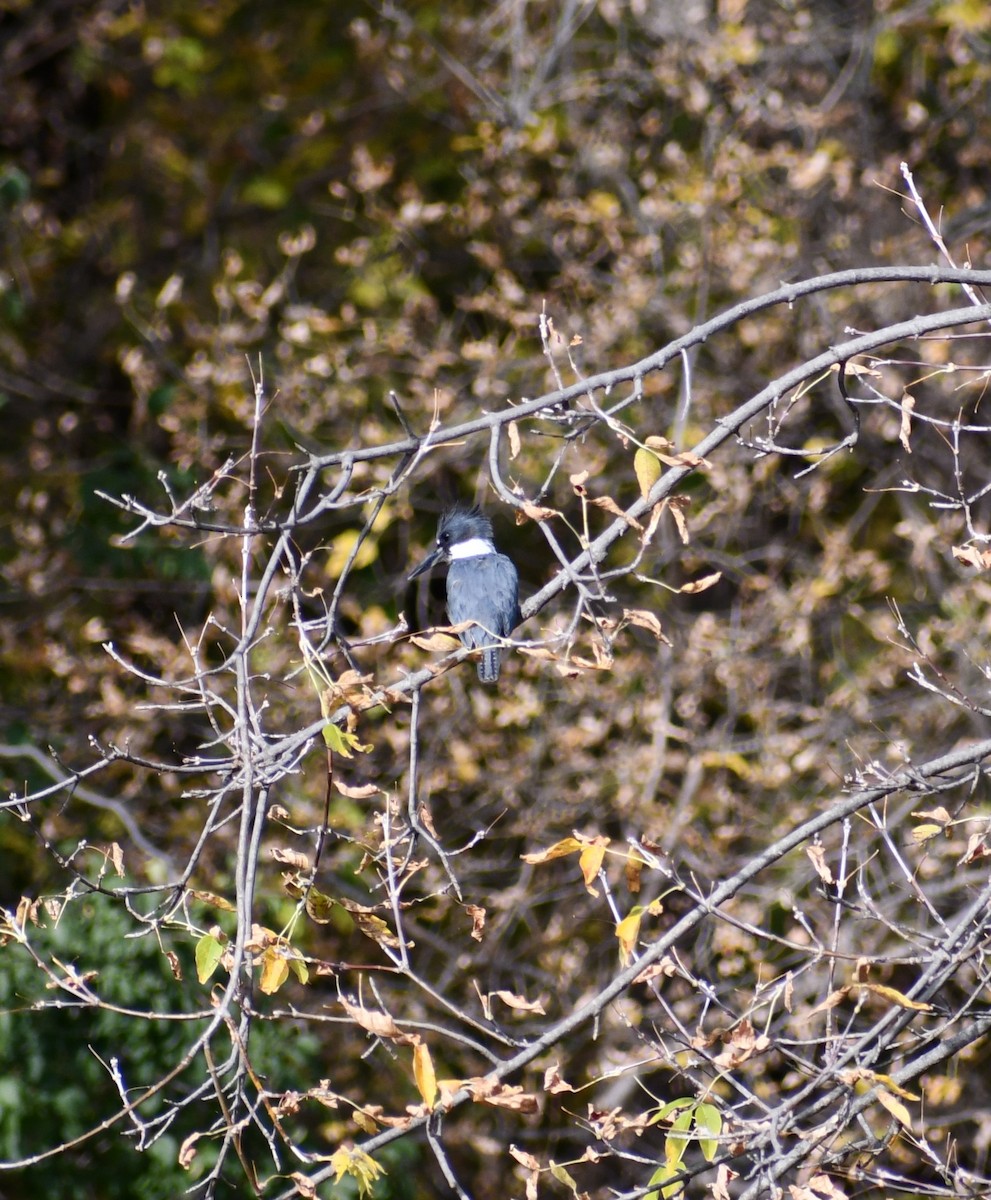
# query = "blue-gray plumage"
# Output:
<box><xmin>409</xmin><ymin>506</ymin><xmax>521</xmax><ymax>683</ymax></box>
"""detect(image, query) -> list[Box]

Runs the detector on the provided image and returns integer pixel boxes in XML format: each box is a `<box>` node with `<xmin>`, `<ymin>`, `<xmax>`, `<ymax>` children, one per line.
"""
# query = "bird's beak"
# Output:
<box><xmin>408</xmin><ymin>546</ymin><xmax>442</xmax><ymax>580</ymax></box>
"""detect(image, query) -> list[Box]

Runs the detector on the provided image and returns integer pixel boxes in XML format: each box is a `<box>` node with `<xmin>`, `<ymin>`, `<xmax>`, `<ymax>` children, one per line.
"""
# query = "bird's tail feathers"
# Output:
<box><xmin>477</xmin><ymin>647</ymin><xmax>501</xmax><ymax>683</ymax></box>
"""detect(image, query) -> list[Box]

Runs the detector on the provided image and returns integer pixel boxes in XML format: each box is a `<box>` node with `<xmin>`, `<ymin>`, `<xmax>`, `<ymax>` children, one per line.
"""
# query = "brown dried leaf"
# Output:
<box><xmin>808</xmin><ymin>987</ymin><xmax>851</xmax><ymax>1017</ymax></box>
<box><xmin>543</xmin><ymin>1063</ymin><xmax>577</xmax><ymax>1094</ymax></box>
<box><xmin>469</xmin><ymin>1081</ymin><xmax>539</xmax><ymax>1112</ymax></box>
<box><xmin>899</xmin><ymin>392</ymin><xmax>915</xmax><ymax>452</ymax></box>
<box><xmin>622</xmin><ymin>607</ymin><xmax>670</xmax><ymax>644</ymax></box>
<box><xmin>179</xmin><ymin>1132</ymin><xmax>202</xmax><ymax>1170</ymax></box>
<box><xmin>271</xmin><ymin>847</ymin><xmax>311</xmax><ymax>870</ymax></box>
<box><xmin>411</xmin><ymin>631</ymin><xmax>461</xmax><ymax>652</ymax></box>
<box><xmin>517</xmin><ymin>646</ymin><xmax>561</xmax><ymax>661</ymax></box>
<box><xmin>641</xmin><ymin>500</ymin><xmax>665</xmax><ymax>546</ymax></box>
<box><xmin>466</xmin><ymin>903</ymin><xmax>486</xmax><ymax>941</ymax></box>
<box><xmin>189</xmin><ymin>889</ymin><xmax>237</xmax><ymax>912</ymax></box>
<box><xmin>712</xmin><ymin>1163</ymin><xmax>739</xmax><ymax>1200</ymax></box>
<box><xmin>678</xmin><ymin>571</ymin><xmax>722</xmax><ymax>594</ymax></box>
<box><xmin>711</xmin><ymin>1018</ymin><xmax>770</xmax><ymax>1068</ymax></box>
<box><xmin>667</xmin><ymin>495</ymin><xmax>691</xmax><ymax>543</ymax></box>
<box><xmin>333</xmin><ymin>779</ymin><xmax>381</xmax><ymax>799</ymax></box>
<box><xmin>913</xmin><ymin>806</ymin><xmax>951</xmax><ymax>823</ymax></box>
<box><xmin>952</xmin><ymin>544</ymin><xmax>991</xmax><ymax>570</ymax></box>
<box><xmin>625</xmin><ymin>851</ymin><xmax>644</xmax><ymax>894</ymax></box>
<box><xmin>350</xmin><ymin>910</ymin><xmax>404</xmax><ymax>948</ymax></box>
<box><xmin>288</xmin><ymin>1172</ymin><xmax>317</xmax><ymax>1199</ymax></box>
<box><xmin>491</xmin><ymin>989</ymin><xmax>546</xmax><ymax>1015</ymax></box>
<box><xmin>509</xmin><ymin>1145</ymin><xmax>540</xmax><ymax>1200</ymax></box>
<box><xmin>805</xmin><ymin>841</ymin><xmax>834</xmax><ymax>885</ymax></box>
<box><xmin>587</xmin><ymin>492</ymin><xmax>643</xmax><ymax>530</ymax></box>
<box><xmin>632</xmin><ymin>955</ymin><xmax>678</xmax><ymax>985</ymax></box>
<box><xmin>960</xmin><ymin>833</ymin><xmax>991</xmax><ymax>865</ymax></box>
<box><xmin>518</xmin><ymin>501</ymin><xmax>560</xmax><ymax>522</ymax></box>
<box><xmin>341</xmin><ymin>998</ymin><xmax>415</xmax><ymax>1044</ymax></box>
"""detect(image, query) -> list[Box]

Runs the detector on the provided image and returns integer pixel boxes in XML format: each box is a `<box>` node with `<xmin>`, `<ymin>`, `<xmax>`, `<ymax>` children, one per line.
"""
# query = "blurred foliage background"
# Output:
<box><xmin>2</xmin><ymin>0</ymin><xmax>991</xmax><ymax>1196</ymax></box>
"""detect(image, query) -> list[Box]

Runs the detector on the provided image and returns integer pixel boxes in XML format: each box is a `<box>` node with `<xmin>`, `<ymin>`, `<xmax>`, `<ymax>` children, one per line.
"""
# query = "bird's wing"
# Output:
<box><xmin>447</xmin><ymin>555</ymin><xmax>520</xmax><ymax>646</ymax></box>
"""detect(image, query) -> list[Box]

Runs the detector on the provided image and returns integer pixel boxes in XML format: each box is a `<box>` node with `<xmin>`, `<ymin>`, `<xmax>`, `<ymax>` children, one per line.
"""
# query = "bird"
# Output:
<box><xmin>408</xmin><ymin>506</ymin><xmax>521</xmax><ymax>683</ymax></box>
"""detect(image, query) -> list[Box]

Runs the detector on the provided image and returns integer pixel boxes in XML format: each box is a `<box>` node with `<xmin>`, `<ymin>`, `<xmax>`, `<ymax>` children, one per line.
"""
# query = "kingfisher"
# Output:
<box><xmin>408</xmin><ymin>506</ymin><xmax>521</xmax><ymax>683</ymax></box>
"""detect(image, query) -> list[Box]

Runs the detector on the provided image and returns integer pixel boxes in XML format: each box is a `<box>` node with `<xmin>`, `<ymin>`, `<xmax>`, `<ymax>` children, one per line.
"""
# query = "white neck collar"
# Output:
<box><xmin>449</xmin><ymin>537</ymin><xmax>495</xmax><ymax>559</ymax></box>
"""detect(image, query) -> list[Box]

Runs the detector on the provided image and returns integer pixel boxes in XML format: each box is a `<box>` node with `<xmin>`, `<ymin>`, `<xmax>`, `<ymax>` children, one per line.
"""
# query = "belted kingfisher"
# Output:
<box><xmin>409</xmin><ymin>506</ymin><xmax>521</xmax><ymax>683</ymax></box>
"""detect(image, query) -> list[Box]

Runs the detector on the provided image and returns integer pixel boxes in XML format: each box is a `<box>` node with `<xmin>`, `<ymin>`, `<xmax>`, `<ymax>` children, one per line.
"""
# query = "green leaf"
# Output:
<box><xmin>322</xmin><ymin>722</ymin><xmax>354</xmax><ymax>755</ymax></box>
<box><xmin>304</xmin><ymin>887</ymin><xmax>337</xmax><ymax>924</ymax></box>
<box><xmin>195</xmin><ymin>933</ymin><xmax>225</xmax><ymax>984</ymax></box>
<box><xmin>664</xmin><ymin>1106</ymin><xmax>694</xmax><ymax>1170</ymax></box>
<box><xmin>645</xmin><ymin>1162</ymin><xmax>683</xmax><ymax>1200</ymax></box>
<box><xmin>647</xmin><ymin>1096</ymin><xmax>696</xmax><ymax>1126</ymax></box>
<box><xmin>695</xmin><ymin>1102</ymin><xmax>722</xmax><ymax>1161</ymax></box>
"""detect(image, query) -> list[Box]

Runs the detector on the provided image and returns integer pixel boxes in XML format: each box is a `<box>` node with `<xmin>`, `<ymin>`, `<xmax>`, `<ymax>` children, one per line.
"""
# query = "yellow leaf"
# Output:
<box><xmin>911</xmin><ymin>823</ymin><xmax>943</xmax><ymax>844</ymax></box>
<box><xmin>635</xmin><ymin>446</ymin><xmax>662</xmax><ymax>498</ymax></box>
<box><xmin>616</xmin><ymin>907</ymin><xmax>643</xmax><ymax>965</ymax></box>
<box><xmin>413</xmin><ymin>1042</ymin><xmax>437</xmax><ymax>1109</ymax></box>
<box><xmin>869</xmin><ymin>1072</ymin><xmax>920</xmax><ymax>1102</ymax></box>
<box><xmin>521</xmin><ymin>837</ymin><xmax>583</xmax><ymax>864</ymax></box>
<box><xmin>579</xmin><ymin>843</ymin><xmax>607</xmax><ymax>894</ymax></box>
<box><xmin>330</xmin><ymin>1146</ymin><xmax>385</xmax><ymax>1198</ymax></box>
<box><xmin>862</xmin><ymin>983</ymin><xmax>933</xmax><ymax>1013</ymax></box>
<box><xmin>258</xmin><ymin>947</ymin><xmax>289</xmax><ymax>995</ymax></box>
<box><xmin>353</xmin><ymin>1109</ymin><xmax>378</xmax><ymax>1134</ymax></box>
<box><xmin>876</xmin><ymin>1087</ymin><xmax>913</xmax><ymax>1129</ymax></box>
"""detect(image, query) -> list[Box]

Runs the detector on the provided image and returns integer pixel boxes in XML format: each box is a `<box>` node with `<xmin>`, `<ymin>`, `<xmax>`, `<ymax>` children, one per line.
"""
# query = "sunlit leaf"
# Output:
<box><xmin>413</xmin><ymin>1041</ymin><xmax>437</xmax><ymax>1109</ymax></box>
<box><xmin>258</xmin><ymin>947</ymin><xmax>289</xmax><ymax>995</ymax></box>
<box><xmin>195</xmin><ymin>933</ymin><xmax>225</xmax><ymax>984</ymax></box>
